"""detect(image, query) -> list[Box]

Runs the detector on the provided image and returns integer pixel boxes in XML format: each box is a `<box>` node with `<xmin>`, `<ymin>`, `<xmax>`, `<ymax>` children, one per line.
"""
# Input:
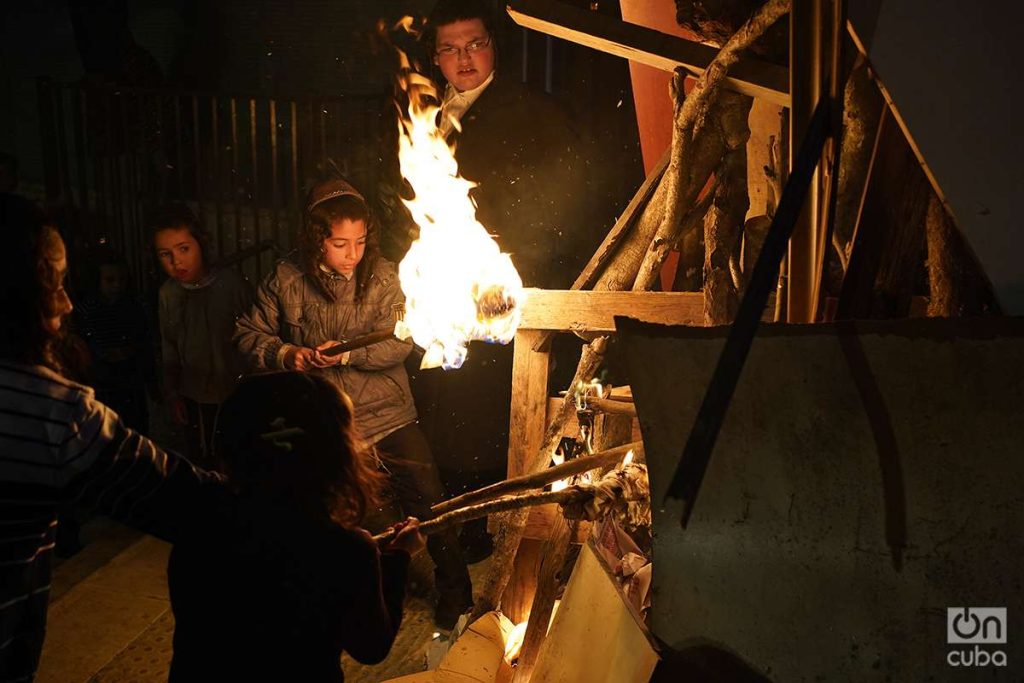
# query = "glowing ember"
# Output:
<box><xmin>550</xmin><ymin>451</ymin><xmax>569</xmax><ymax>492</ymax></box>
<box><xmin>389</xmin><ymin>18</ymin><xmax>524</xmax><ymax>370</ymax></box>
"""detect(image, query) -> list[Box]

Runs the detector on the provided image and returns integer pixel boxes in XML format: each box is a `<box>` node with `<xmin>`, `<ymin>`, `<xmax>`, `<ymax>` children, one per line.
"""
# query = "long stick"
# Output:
<box><xmin>374</xmin><ymin>488</ymin><xmax>583</xmax><ymax>543</ymax></box>
<box><xmin>432</xmin><ymin>441</ymin><xmax>641</xmax><ymax>515</ymax></box>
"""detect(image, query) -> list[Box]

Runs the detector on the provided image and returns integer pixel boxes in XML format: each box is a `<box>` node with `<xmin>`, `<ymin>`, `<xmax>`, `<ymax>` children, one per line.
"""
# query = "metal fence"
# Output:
<box><xmin>36</xmin><ymin>78</ymin><xmax>391</xmax><ymax>291</ymax></box>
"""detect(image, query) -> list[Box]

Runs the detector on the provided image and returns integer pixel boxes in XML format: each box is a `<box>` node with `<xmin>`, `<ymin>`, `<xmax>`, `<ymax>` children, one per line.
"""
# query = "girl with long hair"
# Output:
<box><xmin>167</xmin><ymin>371</ymin><xmax>424</xmax><ymax>681</ymax></box>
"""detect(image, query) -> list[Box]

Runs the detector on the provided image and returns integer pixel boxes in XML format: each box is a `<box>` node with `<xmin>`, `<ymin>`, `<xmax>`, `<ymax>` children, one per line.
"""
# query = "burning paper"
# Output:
<box><xmin>389</xmin><ymin>19</ymin><xmax>524</xmax><ymax>370</ymax></box>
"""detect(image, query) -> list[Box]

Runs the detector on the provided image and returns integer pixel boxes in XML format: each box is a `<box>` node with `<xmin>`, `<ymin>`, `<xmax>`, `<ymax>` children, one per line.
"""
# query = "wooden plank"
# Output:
<box><xmin>507</xmin><ymin>0</ymin><xmax>790</xmax><ymax>107</ymax></box>
<box><xmin>521</xmin><ymin>289</ymin><xmax>775</xmax><ymax>331</ymax></box>
<box><xmin>512</xmin><ymin>518</ymin><xmax>578</xmax><ymax>682</ymax></box>
<box><xmin>521</xmin><ymin>289</ymin><xmax>705</xmax><ymax>332</ymax></box>
<box><xmin>507</xmin><ymin>330</ymin><xmax>551</xmax><ymax>477</ymax></box>
<box><xmin>502</xmin><ymin>538</ymin><xmax>544</xmax><ymax>625</ymax></box>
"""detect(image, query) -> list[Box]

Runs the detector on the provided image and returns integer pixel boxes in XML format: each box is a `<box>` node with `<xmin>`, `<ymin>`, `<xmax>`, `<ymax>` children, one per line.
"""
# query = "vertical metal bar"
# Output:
<box><xmin>212</xmin><ymin>97</ymin><xmax>224</xmax><ymax>257</ymax></box>
<box><xmin>53</xmin><ymin>86</ymin><xmax>73</xmax><ymax>205</ymax></box>
<box><xmin>521</xmin><ymin>28</ymin><xmax>529</xmax><ymax>83</ymax></box>
<box><xmin>192</xmin><ymin>95</ymin><xmax>203</xmax><ymax>208</ymax></box>
<box><xmin>230</xmin><ymin>97</ymin><xmax>241</xmax><ymax>259</ymax></box>
<box><xmin>318</xmin><ymin>99</ymin><xmax>327</xmax><ymax>166</ymax></box>
<box><xmin>36</xmin><ymin>79</ymin><xmax>61</xmax><ymax>202</ymax></box>
<box><xmin>544</xmin><ymin>35</ymin><xmax>554</xmax><ymax>94</ymax></box>
<box><xmin>290</xmin><ymin>100</ymin><xmax>300</xmax><ymax>246</ymax></box>
<box><xmin>786</xmin><ymin>0</ymin><xmax>825</xmax><ymax>323</ymax></box>
<box><xmin>174</xmin><ymin>95</ymin><xmax>184</xmax><ymax>199</ymax></box>
<box><xmin>307</xmin><ymin>100</ymin><xmax>316</xmax><ymax>182</ymax></box>
<box><xmin>153</xmin><ymin>90</ymin><xmax>163</xmax><ymax>203</ymax></box>
<box><xmin>270</xmin><ymin>99</ymin><xmax>280</xmax><ymax>252</ymax></box>
<box><xmin>124</xmin><ymin>92</ymin><xmax>141</xmax><ymax>289</ymax></box>
<box><xmin>89</xmin><ymin>89</ymin><xmax>108</xmax><ymax>235</ymax></box>
<box><xmin>72</xmin><ymin>87</ymin><xmax>90</xmax><ymax>213</ymax></box>
<box><xmin>109</xmin><ymin>92</ymin><xmax>125</xmax><ymax>250</ymax></box>
<box><xmin>249</xmin><ymin>98</ymin><xmax>260</xmax><ymax>279</ymax></box>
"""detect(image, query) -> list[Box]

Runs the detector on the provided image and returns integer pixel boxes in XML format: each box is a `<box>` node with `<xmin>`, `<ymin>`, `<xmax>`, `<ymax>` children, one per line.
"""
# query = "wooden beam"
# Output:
<box><xmin>786</xmin><ymin>0</ymin><xmax>826</xmax><ymax>323</ymax></box>
<box><xmin>520</xmin><ymin>289</ymin><xmax>773</xmax><ymax>332</ymax></box>
<box><xmin>521</xmin><ymin>289</ymin><xmax>703</xmax><ymax>331</ymax></box>
<box><xmin>506</xmin><ymin>0</ymin><xmax>790</xmax><ymax>107</ymax></box>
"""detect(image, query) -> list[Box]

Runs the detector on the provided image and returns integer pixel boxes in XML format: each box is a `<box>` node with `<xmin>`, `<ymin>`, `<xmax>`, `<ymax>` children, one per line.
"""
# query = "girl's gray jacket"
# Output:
<box><xmin>234</xmin><ymin>258</ymin><xmax>417</xmax><ymax>443</ymax></box>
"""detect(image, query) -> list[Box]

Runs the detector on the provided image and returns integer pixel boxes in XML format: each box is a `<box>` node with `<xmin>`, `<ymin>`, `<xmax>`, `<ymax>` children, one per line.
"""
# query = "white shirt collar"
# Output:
<box><xmin>439</xmin><ymin>71</ymin><xmax>495</xmax><ymax>136</ymax></box>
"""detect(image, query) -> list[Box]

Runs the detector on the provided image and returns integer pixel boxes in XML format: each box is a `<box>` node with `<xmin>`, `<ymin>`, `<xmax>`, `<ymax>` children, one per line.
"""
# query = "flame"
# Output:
<box><xmin>389</xmin><ymin>18</ymin><xmax>524</xmax><ymax>370</ymax></box>
<box><xmin>503</xmin><ymin>601</ymin><xmax>561</xmax><ymax>663</ymax></box>
<box><xmin>550</xmin><ymin>451</ymin><xmax>568</xmax><ymax>492</ymax></box>
<box><xmin>504</xmin><ymin>620</ymin><xmax>529</xmax><ymax>662</ymax></box>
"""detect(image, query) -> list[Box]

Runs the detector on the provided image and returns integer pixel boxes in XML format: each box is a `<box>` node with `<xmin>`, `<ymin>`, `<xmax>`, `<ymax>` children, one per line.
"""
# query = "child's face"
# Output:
<box><xmin>98</xmin><ymin>264</ymin><xmax>126</xmax><ymax>302</ymax></box>
<box><xmin>42</xmin><ymin>228</ymin><xmax>72</xmax><ymax>334</ymax></box>
<box><xmin>321</xmin><ymin>219</ymin><xmax>367</xmax><ymax>276</ymax></box>
<box><xmin>433</xmin><ymin>18</ymin><xmax>495</xmax><ymax>93</ymax></box>
<box><xmin>155</xmin><ymin>226</ymin><xmax>205</xmax><ymax>284</ymax></box>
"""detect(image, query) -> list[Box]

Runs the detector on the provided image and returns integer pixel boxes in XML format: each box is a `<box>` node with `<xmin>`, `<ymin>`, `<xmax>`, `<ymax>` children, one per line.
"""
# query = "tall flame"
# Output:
<box><xmin>390</xmin><ymin>19</ymin><xmax>524</xmax><ymax>370</ymax></box>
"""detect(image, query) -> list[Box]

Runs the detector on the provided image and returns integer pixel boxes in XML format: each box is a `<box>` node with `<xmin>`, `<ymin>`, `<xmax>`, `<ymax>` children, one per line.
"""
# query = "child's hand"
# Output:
<box><xmin>286</xmin><ymin>347</ymin><xmax>318</xmax><ymax>371</ymax></box>
<box><xmin>380</xmin><ymin>517</ymin><xmax>426</xmax><ymax>556</ymax></box>
<box><xmin>313</xmin><ymin>341</ymin><xmax>349</xmax><ymax>367</ymax></box>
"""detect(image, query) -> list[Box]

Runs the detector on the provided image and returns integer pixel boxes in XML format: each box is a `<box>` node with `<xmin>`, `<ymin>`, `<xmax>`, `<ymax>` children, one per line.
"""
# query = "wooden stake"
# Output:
<box><xmin>432</xmin><ymin>441</ymin><xmax>641</xmax><ymax>515</ymax></box>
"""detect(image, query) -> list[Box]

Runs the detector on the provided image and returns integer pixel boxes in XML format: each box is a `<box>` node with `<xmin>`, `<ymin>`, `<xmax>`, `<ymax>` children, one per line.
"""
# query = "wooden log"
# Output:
<box><xmin>832</xmin><ymin>55</ymin><xmax>885</xmax><ymax>273</ymax></box>
<box><xmin>374</xmin><ymin>488</ymin><xmax>588</xmax><ymax>543</ymax></box>
<box><xmin>837</xmin><ymin>108</ymin><xmax>930</xmax><ymax>319</ymax></box>
<box><xmin>631</xmin><ymin>0</ymin><xmax>791</xmax><ymax>293</ymax></box>
<box><xmin>586</xmin><ymin>398</ymin><xmax>638</xmax><ymax>417</ymax></box>
<box><xmin>702</xmin><ymin>94</ymin><xmax>752</xmax><ymax>324</ymax></box>
<box><xmin>433</xmin><ymin>441</ymin><xmax>641</xmax><ymax>515</ymax></box>
<box><xmin>506</xmin><ymin>0</ymin><xmax>790</xmax><ymax>107</ymax></box>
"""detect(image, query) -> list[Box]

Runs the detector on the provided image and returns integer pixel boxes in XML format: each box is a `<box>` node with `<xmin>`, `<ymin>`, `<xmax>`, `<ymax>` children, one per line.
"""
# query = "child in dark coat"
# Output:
<box><xmin>166</xmin><ymin>370</ymin><xmax>424</xmax><ymax>682</ymax></box>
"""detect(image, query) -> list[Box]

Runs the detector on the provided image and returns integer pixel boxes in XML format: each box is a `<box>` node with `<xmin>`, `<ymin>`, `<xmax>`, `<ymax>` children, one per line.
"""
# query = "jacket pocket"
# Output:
<box><xmin>281</xmin><ymin>304</ymin><xmax>306</xmax><ymax>346</ymax></box>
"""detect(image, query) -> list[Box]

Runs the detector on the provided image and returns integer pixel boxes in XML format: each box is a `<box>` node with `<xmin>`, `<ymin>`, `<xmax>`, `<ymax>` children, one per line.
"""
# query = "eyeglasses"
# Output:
<box><xmin>435</xmin><ymin>35</ymin><xmax>492</xmax><ymax>59</ymax></box>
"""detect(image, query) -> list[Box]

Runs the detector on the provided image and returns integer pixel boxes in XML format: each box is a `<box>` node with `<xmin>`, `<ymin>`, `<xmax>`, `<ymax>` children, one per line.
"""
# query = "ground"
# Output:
<box><xmin>38</xmin><ymin>515</ymin><xmax>491</xmax><ymax>682</ymax></box>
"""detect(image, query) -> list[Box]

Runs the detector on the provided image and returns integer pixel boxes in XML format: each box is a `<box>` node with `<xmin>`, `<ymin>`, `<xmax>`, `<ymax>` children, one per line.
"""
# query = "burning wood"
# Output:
<box><xmin>431</xmin><ymin>441</ymin><xmax>642</xmax><ymax>515</ymax></box>
<box><xmin>387</xmin><ymin>19</ymin><xmax>525</xmax><ymax>370</ymax></box>
<box><xmin>374</xmin><ymin>462</ymin><xmax>650</xmax><ymax>543</ymax></box>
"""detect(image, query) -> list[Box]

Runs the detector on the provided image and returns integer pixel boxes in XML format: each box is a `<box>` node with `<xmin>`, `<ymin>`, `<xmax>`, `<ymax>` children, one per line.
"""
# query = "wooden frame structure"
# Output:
<box><xmin>500</xmin><ymin>288</ymin><xmax>705</xmax><ymax>622</ymax></box>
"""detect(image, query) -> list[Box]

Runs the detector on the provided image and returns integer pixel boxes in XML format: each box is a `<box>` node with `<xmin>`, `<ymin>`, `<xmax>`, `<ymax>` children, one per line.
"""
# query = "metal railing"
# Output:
<box><xmin>37</xmin><ymin>78</ymin><xmax>391</xmax><ymax>290</ymax></box>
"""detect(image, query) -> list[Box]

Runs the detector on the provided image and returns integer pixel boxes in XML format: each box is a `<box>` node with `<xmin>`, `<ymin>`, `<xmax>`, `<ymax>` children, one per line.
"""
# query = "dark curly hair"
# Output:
<box><xmin>427</xmin><ymin>0</ymin><xmax>497</xmax><ymax>47</ymax></box>
<box><xmin>214</xmin><ymin>371</ymin><xmax>384</xmax><ymax>528</ymax></box>
<box><xmin>0</xmin><ymin>193</ymin><xmax>65</xmax><ymax>369</ymax></box>
<box><xmin>298</xmin><ymin>187</ymin><xmax>380</xmax><ymax>302</ymax></box>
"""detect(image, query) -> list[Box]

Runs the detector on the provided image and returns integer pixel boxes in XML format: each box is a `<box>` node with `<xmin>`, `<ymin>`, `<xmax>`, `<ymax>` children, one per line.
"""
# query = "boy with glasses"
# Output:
<box><xmin>419</xmin><ymin>0</ymin><xmax>589</xmax><ymax>563</ymax></box>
